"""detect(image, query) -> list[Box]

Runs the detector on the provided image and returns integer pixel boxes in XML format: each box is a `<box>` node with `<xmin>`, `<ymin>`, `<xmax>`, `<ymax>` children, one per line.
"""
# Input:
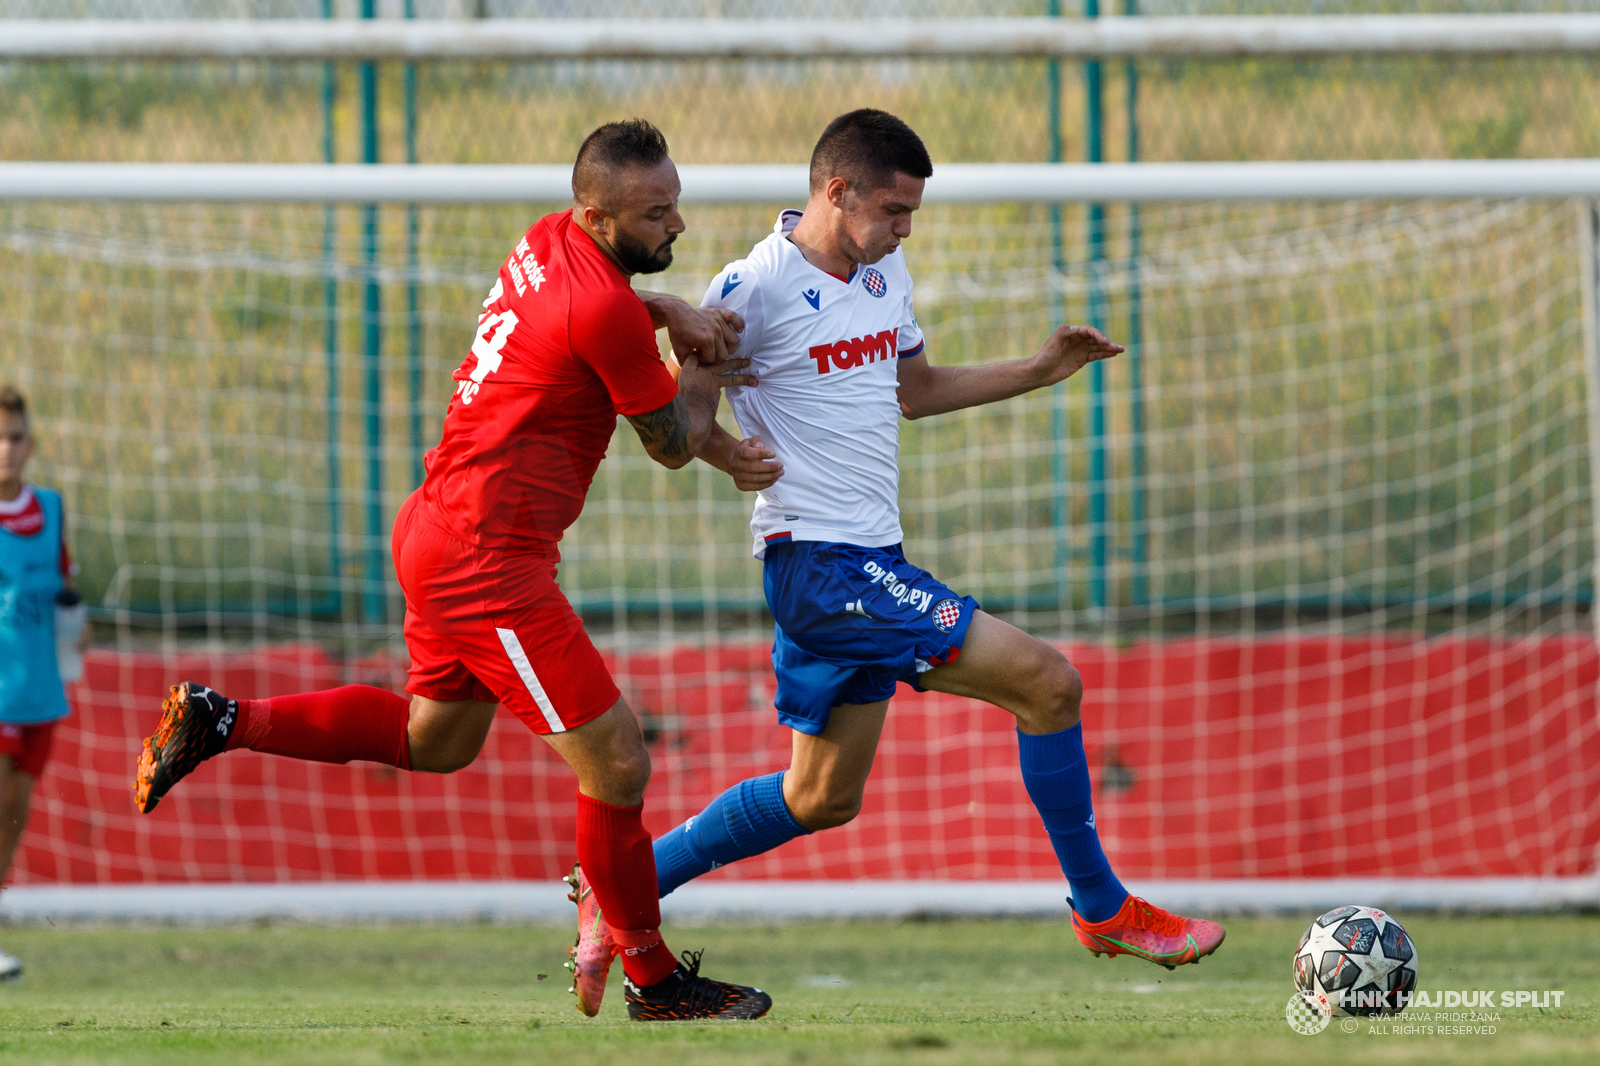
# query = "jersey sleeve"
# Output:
<box><xmin>897</xmin><ymin>271</ymin><xmax>925</xmax><ymax>358</ymax></box>
<box><xmin>569</xmin><ymin>287</ymin><xmax>679</xmax><ymax>417</ymax></box>
<box><xmin>701</xmin><ymin>260</ymin><xmax>765</xmax><ymax>358</ymax></box>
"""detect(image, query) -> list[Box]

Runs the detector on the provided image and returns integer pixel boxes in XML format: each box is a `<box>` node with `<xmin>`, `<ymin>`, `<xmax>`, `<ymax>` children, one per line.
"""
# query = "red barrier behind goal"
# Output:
<box><xmin>14</xmin><ymin>636</ymin><xmax>1599</xmax><ymax>886</ymax></box>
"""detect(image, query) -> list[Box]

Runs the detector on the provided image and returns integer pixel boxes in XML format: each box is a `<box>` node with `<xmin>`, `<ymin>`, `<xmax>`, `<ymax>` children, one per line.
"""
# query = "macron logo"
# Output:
<box><xmin>802</xmin><ymin>288</ymin><xmax>821</xmax><ymax>310</ymax></box>
<box><xmin>722</xmin><ymin>273</ymin><xmax>742</xmax><ymax>298</ymax></box>
<box><xmin>809</xmin><ymin>328</ymin><xmax>898</xmax><ymax>375</ymax></box>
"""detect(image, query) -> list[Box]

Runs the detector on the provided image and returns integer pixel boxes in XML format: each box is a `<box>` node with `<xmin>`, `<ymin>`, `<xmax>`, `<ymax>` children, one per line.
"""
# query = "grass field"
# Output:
<box><xmin>0</xmin><ymin>915</ymin><xmax>1596</xmax><ymax>1064</ymax></box>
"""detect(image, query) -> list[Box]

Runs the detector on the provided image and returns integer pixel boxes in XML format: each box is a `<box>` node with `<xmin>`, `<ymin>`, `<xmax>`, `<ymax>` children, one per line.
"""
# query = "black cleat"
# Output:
<box><xmin>133</xmin><ymin>682</ymin><xmax>237</xmax><ymax>813</ymax></box>
<box><xmin>624</xmin><ymin>950</ymin><xmax>772</xmax><ymax>1021</ymax></box>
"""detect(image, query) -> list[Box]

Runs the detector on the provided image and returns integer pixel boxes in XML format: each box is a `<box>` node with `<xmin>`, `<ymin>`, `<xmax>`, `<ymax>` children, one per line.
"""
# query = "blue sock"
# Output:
<box><xmin>1017</xmin><ymin>724</ymin><xmax>1128</xmax><ymax>924</ymax></box>
<box><xmin>653</xmin><ymin>771</ymin><xmax>811</xmax><ymax>897</ymax></box>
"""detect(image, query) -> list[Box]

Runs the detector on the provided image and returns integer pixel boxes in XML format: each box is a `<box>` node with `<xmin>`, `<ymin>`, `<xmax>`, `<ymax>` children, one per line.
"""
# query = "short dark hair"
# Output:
<box><xmin>571</xmin><ymin>119</ymin><xmax>671</xmax><ymax>209</ymax></box>
<box><xmin>809</xmin><ymin>109</ymin><xmax>932</xmax><ymax>194</ymax></box>
<box><xmin>0</xmin><ymin>385</ymin><xmax>24</xmax><ymax>419</ymax></box>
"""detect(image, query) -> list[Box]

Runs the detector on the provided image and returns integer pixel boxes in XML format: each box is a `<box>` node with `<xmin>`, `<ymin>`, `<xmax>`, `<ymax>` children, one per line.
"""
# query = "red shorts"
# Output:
<box><xmin>391</xmin><ymin>491</ymin><xmax>620</xmax><ymax>735</ymax></box>
<box><xmin>0</xmin><ymin>720</ymin><xmax>57</xmax><ymax>778</ymax></box>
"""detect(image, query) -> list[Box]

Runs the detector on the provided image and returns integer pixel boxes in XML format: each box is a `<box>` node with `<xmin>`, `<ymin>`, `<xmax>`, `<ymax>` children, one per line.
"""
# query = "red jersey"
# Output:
<box><xmin>420</xmin><ymin>210</ymin><xmax>678</xmax><ymax>556</ymax></box>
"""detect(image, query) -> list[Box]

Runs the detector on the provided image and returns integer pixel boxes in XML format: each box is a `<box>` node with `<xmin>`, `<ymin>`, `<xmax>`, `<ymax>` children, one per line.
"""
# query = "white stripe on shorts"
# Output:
<box><xmin>495</xmin><ymin>627</ymin><xmax>565</xmax><ymax>733</ymax></box>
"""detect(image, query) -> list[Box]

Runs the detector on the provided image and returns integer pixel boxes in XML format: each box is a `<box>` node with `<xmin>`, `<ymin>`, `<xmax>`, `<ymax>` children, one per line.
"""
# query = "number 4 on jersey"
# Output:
<box><xmin>457</xmin><ymin>308</ymin><xmax>519</xmax><ymax>405</ymax></box>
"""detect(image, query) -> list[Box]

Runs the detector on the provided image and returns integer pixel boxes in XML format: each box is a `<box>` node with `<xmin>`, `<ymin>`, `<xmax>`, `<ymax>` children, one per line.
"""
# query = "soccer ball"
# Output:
<box><xmin>1293</xmin><ymin>905</ymin><xmax>1418</xmax><ymax>1017</ymax></box>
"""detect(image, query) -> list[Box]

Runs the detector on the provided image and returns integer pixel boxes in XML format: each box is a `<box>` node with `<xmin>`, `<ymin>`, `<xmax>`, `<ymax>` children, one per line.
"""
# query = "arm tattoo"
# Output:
<box><xmin>626</xmin><ymin>398</ymin><xmax>692</xmax><ymax>462</ymax></box>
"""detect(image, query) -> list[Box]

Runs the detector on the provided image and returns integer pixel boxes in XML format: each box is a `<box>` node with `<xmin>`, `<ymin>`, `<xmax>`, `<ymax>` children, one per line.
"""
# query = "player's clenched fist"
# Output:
<box><xmin>670</xmin><ymin>305</ymin><xmax>744</xmax><ymax>365</ymax></box>
<box><xmin>646</xmin><ymin>295</ymin><xmax>745</xmax><ymax>367</ymax></box>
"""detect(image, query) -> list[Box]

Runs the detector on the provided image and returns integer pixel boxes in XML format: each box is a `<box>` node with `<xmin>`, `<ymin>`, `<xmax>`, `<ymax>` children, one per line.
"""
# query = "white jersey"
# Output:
<box><xmin>702</xmin><ymin>210</ymin><xmax>925</xmax><ymax>558</ymax></box>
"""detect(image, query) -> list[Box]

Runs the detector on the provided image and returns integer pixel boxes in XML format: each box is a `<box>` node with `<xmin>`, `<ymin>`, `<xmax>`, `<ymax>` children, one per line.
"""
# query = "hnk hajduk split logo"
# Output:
<box><xmin>1285</xmin><ymin>990</ymin><xmax>1333</xmax><ymax>1035</ymax></box>
<box><xmin>1285</xmin><ymin>989</ymin><xmax>1564</xmax><ymax>1036</ymax></box>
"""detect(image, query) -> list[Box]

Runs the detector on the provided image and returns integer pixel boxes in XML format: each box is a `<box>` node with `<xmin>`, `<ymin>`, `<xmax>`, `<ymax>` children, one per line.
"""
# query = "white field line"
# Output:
<box><xmin>3</xmin><ymin>878</ymin><xmax>1594</xmax><ymax>923</ymax></box>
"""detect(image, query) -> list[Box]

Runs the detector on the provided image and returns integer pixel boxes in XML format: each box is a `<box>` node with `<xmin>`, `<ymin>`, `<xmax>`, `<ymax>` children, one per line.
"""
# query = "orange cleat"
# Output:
<box><xmin>1071</xmin><ymin>895</ymin><xmax>1226</xmax><ymax>970</ymax></box>
<box><xmin>563</xmin><ymin>862</ymin><xmax>617</xmax><ymax>1016</ymax></box>
<box><xmin>133</xmin><ymin>682</ymin><xmax>237</xmax><ymax>813</ymax></box>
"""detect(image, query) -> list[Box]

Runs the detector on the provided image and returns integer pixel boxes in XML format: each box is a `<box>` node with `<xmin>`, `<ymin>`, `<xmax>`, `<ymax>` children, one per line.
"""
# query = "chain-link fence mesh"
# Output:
<box><xmin>2</xmin><ymin>2</ymin><xmax>1597</xmax><ymax>647</ymax></box>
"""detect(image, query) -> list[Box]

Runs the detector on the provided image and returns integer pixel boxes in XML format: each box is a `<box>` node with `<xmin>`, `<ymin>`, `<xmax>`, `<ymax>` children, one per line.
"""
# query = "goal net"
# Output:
<box><xmin>5</xmin><ymin>187</ymin><xmax>1596</xmax><ymax>890</ymax></box>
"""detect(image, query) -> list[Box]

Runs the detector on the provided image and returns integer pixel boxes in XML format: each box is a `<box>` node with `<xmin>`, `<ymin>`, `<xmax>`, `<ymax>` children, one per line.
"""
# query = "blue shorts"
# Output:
<box><xmin>763</xmin><ymin>540</ymin><xmax>979</xmax><ymax>736</ymax></box>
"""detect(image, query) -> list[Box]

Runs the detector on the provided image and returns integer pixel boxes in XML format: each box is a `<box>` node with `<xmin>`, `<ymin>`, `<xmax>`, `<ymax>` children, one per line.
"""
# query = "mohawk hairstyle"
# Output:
<box><xmin>0</xmin><ymin>384</ymin><xmax>25</xmax><ymax>418</ymax></box>
<box><xmin>571</xmin><ymin>119</ymin><xmax>671</xmax><ymax>211</ymax></box>
<box><xmin>809</xmin><ymin>109</ymin><xmax>933</xmax><ymax>194</ymax></box>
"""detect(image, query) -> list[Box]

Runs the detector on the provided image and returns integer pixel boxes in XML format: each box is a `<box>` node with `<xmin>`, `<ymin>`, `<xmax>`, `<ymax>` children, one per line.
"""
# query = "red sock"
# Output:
<box><xmin>574</xmin><ymin>791</ymin><xmax>679</xmax><ymax>987</ymax></box>
<box><xmin>224</xmin><ymin>686</ymin><xmax>412</xmax><ymax>769</ymax></box>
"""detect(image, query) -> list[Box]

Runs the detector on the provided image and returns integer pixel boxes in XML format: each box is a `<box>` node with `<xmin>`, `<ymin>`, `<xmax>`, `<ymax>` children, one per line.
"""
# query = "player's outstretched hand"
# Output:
<box><xmin>1035</xmin><ymin>324</ymin><xmax>1125</xmax><ymax>386</ymax></box>
<box><xmin>727</xmin><ymin>435</ymin><xmax>783</xmax><ymax>491</ymax></box>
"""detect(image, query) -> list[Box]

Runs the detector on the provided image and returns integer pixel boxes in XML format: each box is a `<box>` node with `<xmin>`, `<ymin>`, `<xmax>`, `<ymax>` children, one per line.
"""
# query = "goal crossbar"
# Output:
<box><xmin>5</xmin><ymin>15</ymin><xmax>1600</xmax><ymax>61</ymax></box>
<box><xmin>4</xmin><ymin>160</ymin><xmax>1600</xmax><ymax>203</ymax></box>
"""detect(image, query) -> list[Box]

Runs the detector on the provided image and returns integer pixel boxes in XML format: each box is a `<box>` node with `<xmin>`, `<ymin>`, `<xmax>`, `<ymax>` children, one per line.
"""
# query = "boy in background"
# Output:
<box><xmin>0</xmin><ymin>385</ymin><xmax>88</xmax><ymax>981</ymax></box>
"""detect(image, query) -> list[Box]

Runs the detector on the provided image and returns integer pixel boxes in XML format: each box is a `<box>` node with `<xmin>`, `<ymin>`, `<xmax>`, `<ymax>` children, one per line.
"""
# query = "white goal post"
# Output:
<box><xmin>5</xmin><ymin>160</ymin><xmax>1600</xmax><ymax>204</ymax></box>
<box><xmin>4</xmin><ymin>15</ymin><xmax>1600</xmax><ymax>61</ymax></box>
<box><xmin>4</xmin><ymin>161</ymin><xmax>1599</xmax><ymax>921</ymax></box>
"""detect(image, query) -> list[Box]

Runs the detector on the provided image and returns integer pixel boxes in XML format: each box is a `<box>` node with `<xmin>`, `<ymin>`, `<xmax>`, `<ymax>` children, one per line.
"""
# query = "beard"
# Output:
<box><xmin>613</xmin><ymin>229</ymin><xmax>675</xmax><ymax>275</ymax></box>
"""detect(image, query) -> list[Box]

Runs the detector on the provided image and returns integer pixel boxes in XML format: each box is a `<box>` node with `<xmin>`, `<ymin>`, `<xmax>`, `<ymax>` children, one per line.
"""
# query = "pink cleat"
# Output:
<box><xmin>1071</xmin><ymin>895</ymin><xmax>1226</xmax><ymax>970</ymax></box>
<box><xmin>563</xmin><ymin>862</ymin><xmax>617</xmax><ymax>1015</ymax></box>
